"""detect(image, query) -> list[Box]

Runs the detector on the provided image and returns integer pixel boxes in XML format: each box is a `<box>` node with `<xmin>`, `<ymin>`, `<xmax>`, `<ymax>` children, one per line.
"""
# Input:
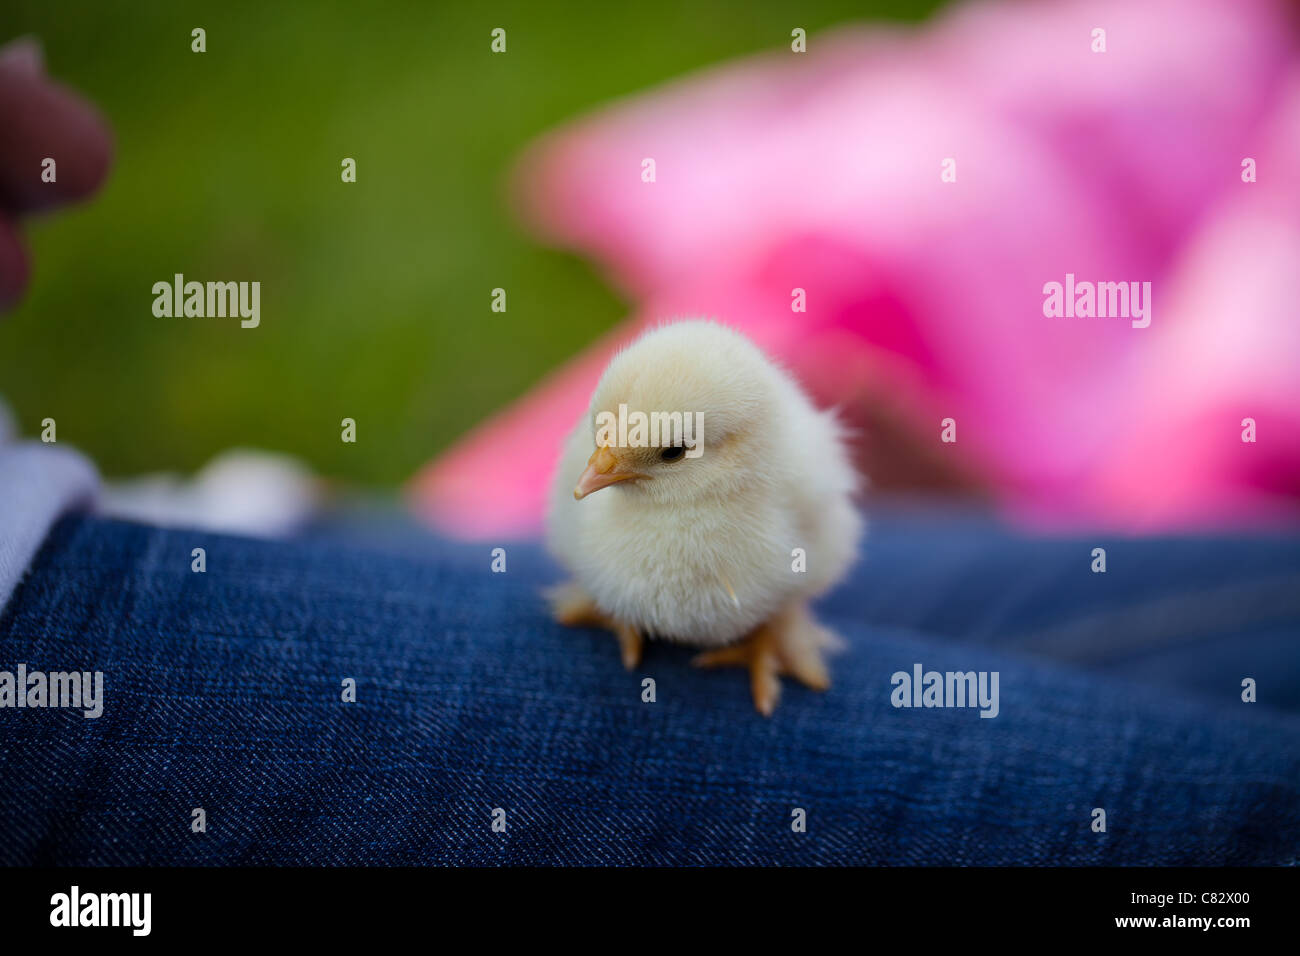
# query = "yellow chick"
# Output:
<box><xmin>546</xmin><ymin>320</ymin><xmax>862</xmax><ymax>714</ymax></box>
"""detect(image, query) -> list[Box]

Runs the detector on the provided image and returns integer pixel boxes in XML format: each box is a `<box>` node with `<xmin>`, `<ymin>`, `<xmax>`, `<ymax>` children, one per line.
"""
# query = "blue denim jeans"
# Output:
<box><xmin>1</xmin><ymin>510</ymin><xmax>1297</xmax><ymax>865</ymax></box>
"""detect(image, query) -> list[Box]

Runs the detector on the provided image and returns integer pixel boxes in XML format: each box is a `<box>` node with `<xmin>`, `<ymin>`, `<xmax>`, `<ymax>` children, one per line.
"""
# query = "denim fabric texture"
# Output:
<box><xmin>1</xmin><ymin>511</ymin><xmax>1297</xmax><ymax>865</ymax></box>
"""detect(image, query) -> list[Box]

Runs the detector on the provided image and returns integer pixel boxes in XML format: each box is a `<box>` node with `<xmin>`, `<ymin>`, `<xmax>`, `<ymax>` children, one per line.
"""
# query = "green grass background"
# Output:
<box><xmin>0</xmin><ymin>0</ymin><xmax>935</xmax><ymax>485</ymax></box>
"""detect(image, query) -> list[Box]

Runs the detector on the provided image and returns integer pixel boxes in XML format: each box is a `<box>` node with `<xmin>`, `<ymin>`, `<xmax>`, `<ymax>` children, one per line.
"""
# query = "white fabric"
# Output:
<box><xmin>0</xmin><ymin>441</ymin><xmax>100</xmax><ymax>611</ymax></box>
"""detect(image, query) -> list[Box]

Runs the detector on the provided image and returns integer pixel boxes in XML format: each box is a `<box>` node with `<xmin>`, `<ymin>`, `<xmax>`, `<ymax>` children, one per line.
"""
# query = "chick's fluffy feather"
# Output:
<box><xmin>547</xmin><ymin>320</ymin><xmax>861</xmax><ymax>648</ymax></box>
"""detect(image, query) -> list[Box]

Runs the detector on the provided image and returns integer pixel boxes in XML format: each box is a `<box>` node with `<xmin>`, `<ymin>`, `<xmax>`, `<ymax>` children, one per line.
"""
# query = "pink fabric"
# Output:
<box><xmin>410</xmin><ymin>0</ymin><xmax>1300</xmax><ymax>538</ymax></box>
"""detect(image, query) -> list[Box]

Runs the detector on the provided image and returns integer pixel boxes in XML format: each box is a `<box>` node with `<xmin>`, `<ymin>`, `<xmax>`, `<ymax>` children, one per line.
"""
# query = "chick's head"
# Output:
<box><xmin>573</xmin><ymin>320</ymin><xmax>780</xmax><ymax>505</ymax></box>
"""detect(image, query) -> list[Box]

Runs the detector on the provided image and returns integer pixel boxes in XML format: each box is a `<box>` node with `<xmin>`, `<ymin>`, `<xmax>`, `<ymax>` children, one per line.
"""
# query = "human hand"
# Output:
<box><xmin>0</xmin><ymin>36</ymin><xmax>112</xmax><ymax>312</ymax></box>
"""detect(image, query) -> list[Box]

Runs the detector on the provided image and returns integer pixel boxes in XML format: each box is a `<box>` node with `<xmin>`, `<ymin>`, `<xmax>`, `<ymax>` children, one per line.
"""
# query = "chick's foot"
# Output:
<box><xmin>692</xmin><ymin>602</ymin><xmax>835</xmax><ymax>716</ymax></box>
<box><xmin>547</xmin><ymin>581</ymin><xmax>643</xmax><ymax>670</ymax></box>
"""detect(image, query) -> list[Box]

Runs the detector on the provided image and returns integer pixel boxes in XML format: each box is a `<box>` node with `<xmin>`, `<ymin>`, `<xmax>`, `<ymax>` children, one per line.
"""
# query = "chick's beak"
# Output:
<box><xmin>574</xmin><ymin>445</ymin><xmax>645</xmax><ymax>500</ymax></box>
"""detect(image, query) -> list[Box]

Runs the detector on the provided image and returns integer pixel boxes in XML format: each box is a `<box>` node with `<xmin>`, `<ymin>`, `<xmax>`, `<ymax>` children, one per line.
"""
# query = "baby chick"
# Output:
<box><xmin>546</xmin><ymin>320</ymin><xmax>862</xmax><ymax>714</ymax></box>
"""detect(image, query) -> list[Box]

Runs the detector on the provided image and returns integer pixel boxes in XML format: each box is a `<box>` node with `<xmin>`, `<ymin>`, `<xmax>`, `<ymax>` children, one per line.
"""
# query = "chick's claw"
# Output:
<box><xmin>614</xmin><ymin>622</ymin><xmax>644</xmax><ymax>670</ymax></box>
<box><xmin>548</xmin><ymin>581</ymin><xmax>643</xmax><ymax>670</ymax></box>
<box><xmin>692</xmin><ymin>624</ymin><xmax>783</xmax><ymax>716</ymax></box>
<box><xmin>547</xmin><ymin>581</ymin><xmax>607</xmax><ymax>628</ymax></box>
<box><xmin>692</xmin><ymin>603</ymin><xmax>835</xmax><ymax>716</ymax></box>
<box><xmin>774</xmin><ymin>602</ymin><xmax>836</xmax><ymax>692</ymax></box>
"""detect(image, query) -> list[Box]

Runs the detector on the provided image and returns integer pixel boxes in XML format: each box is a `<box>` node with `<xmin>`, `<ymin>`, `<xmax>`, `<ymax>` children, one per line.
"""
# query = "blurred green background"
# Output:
<box><xmin>0</xmin><ymin>0</ymin><xmax>935</xmax><ymax>485</ymax></box>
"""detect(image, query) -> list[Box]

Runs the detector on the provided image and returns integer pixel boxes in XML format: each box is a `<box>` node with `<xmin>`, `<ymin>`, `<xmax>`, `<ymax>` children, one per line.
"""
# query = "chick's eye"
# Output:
<box><xmin>660</xmin><ymin>445</ymin><xmax>685</xmax><ymax>462</ymax></box>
